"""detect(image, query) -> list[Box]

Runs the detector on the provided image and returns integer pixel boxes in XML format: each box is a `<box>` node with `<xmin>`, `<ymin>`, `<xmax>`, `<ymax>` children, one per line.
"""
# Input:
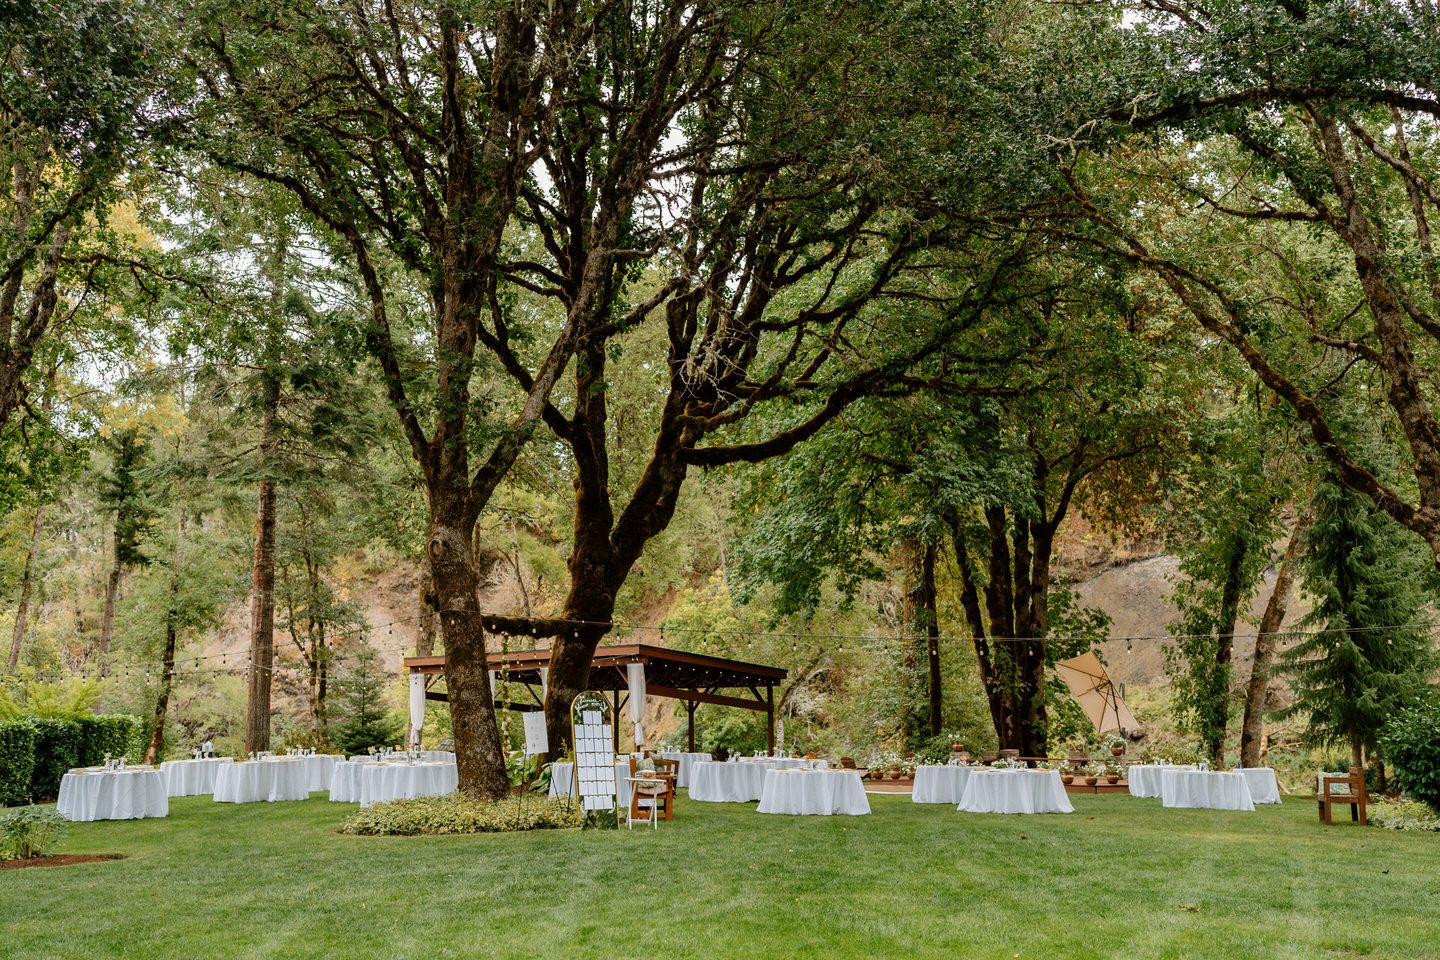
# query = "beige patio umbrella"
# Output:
<box><xmin>1053</xmin><ymin>652</ymin><xmax>1138</xmax><ymax>734</ymax></box>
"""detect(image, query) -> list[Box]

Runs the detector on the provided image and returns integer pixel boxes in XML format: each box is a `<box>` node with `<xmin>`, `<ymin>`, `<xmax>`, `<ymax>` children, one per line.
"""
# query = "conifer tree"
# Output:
<box><xmin>332</xmin><ymin>643</ymin><xmax>401</xmax><ymax>756</ymax></box>
<box><xmin>1280</xmin><ymin>472</ymin><xmax>1438</xmax><ymax>774</ymax></box>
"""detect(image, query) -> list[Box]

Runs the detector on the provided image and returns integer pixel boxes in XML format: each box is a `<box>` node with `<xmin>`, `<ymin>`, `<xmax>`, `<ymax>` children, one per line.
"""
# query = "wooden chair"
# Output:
<box><xmin>1317</xmin><ymin>767</ymin><xmax>1367</xmax><ymax>826</ymax></box>
<box><xmin>628</xmin><ymin>757</ymin><xmax>676</xmax><ymax>825</ymax></box>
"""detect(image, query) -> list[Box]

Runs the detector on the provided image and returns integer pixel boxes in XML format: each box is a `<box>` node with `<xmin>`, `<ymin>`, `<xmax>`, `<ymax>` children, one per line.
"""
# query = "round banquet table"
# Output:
<box><xmin>329</xmin><ymin>760</ymin><xmax>369</xmax><ymax>802</ymax></box>
<box><xmin>1127</xmin><ymin>764</ymin><xmax>1194</xmax><ymax>798</ymax></box>
<box><xmin>213</xmin><ymin>758</ymin><xmax>311</xmax><ymax>803</ymax></box>
<box><xmin>159</xmin><ymin>757</ymin><xmax>233</xmax><ymax>797</ymax></box>
<box><xmin>358</xmin><ymin>761</ymin><xmax>459</xmax><ymax>807</ymax></box>
<box><xmin>957</xmin><ymin>769</ymin><xmax>1073</xmax><ymax>814</ymax></box>
<box><xmin>660</xmin><ymin>751</ymin><xmax>712</xmax><ymax>788</ymax></box>
<box><xmin>549</xmin><ymin>761</ymin><xmax>632</xmax><ymax>808</ymax></box>
<box><xmin>756</xmin><ymin>769</ymin><xmax>870</xmax><ymax>816</ymax></box>
<box><xmin>57</xmin><ymin>768</ymin><xmax>168</xmax><ymax>822</ymax></box>
<box><xmin>294</xmin><ymin>754</ymin><xmax>344</xmax><ymax>792</ymax></box>
<box><xmin>1160</xmin><ymin>769</ymin><xmax>1255</xmax><ymax>811</ymax></box>
<box><xmin>689</xmin><ymin>760</ymin><xmax>773</xmax><ymax>803</ymax></box>
<box><xmin>419</xmin><ymin>750</ymin><xmax>455</xmax><ymax>763</ymax></box>
<box><xmin>911</xmin><ymin>765</ymin><xmax>973</xmax><ymax>804</ymax></box>
<box><xmin>1233</xmin><ymin>767</ymin><xmax>1281</xmax><ymax>804</ymax></box>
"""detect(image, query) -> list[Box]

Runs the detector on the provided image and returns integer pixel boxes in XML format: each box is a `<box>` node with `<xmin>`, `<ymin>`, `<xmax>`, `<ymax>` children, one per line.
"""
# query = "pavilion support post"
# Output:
<box><xmin>687</xmin><ymin>701</ymin><xmax>696</xmax><ymax>753</ymax></box>
<box><xmin>766</xmin><ymin>685</ymin><xmax>775</xmax><ymax>755</ymax></box>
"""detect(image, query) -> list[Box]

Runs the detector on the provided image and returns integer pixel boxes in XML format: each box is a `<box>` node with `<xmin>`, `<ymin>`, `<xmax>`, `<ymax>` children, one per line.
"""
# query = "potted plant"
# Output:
<box><xmin>1060</xmin><ymin>769</ymin><xmax>1074</xmax><ymax>785</ymax></box>
<box><xmin>1083</xmin><ymin>761</ymin><xmax>1102</xmax><ymax>786</ymax></box>
<box><xmin>1106</xmin><ymin>734</ymin><xmax>1126</xmax><ymax>757</ymax></box>
<box><xmin>1105</xmin><ymin>764</ymin><xmax>1121</xmax><ymax>784</ymax></box>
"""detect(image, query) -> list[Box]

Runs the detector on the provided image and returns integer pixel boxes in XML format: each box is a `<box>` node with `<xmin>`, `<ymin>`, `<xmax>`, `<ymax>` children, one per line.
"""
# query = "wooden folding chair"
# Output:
<box><xmin>628</xmin><ymin>757</ymin><xmax>676</xmax><ymax>825</ymax></box>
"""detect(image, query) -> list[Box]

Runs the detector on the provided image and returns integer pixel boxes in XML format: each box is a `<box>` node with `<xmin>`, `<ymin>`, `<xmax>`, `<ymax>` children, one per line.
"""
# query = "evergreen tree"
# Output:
<box><xmin>1280</xmin><ymin>471</ymin><xmax>1438</xmax><ymax>774</ymax></box>
<box><xmin>332</xmin><ymin>643</ymin><xmax>401</xmax><ymax>756</ymax></box>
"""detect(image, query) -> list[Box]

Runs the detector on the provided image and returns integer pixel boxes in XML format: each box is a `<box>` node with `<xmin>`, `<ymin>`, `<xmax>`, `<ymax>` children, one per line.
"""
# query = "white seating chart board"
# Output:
<box><xmin>570</xmin><ymin>692</ymin><xmax>616</xmax><ymax>814</ymax></box>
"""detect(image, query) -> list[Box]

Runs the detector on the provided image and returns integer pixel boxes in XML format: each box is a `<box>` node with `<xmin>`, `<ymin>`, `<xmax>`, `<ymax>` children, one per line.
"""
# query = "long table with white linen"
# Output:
<box><xmin>958</xmin><ymin>769</ymin><xmax>1073</xmax><ymax>814</ymax></box>
<box><xmin>212</xmin><ymin>758</ymin><xmax>310</xmax><ymax>803</ymax></box>
<box><xmin>1160</xmin><ymin>769</ymin><xmax>1254</xmax><ymax>811</ymax></box>
<box><xmin>57</xmin><ymin>768</ymin><xmax>168</xmax><ymax>821</ymax></box>
<box><xmin>660</xmin><ymin>751</ymin><xmax>712</xmax><ymax>789</ymax></box>
<box><xmin>1127</xmin><ymin>764</ymin><xmax>1194</xmax><ymax>798</ymax></box>
<box><xmin>549</xmin><ymin>760</ymin><xmax>633</xmax><ymax>808</ymax></box>
<box><xmin>159</xmin><ymin>757</ymin><xmax>233</xmax><ymax>797</ymax></box>
<box><xmin>358</xmin><ymin>761</ymin><xmax>458</xmax><ymax>807</ymax></box>
<box><xmin>757</xmin><ymin>768</ymin><xmax>870</xmax><ymax>816</ymax></box>
<box><xmin>912</xmin><ymin>765</ymin><xmax>973</xmax><ymax>804</ymax></box>
<box><xmin>1233</xmin><ymin>767</ymin><xmax>1281</xmax><ymax>804</ymax></box>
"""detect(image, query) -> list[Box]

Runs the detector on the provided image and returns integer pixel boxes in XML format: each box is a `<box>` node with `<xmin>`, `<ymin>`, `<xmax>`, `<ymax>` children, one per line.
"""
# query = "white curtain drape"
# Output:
<box><xmin>626</xmin><ymin>662</ymin><xmax>646</xmax><ymax>748</ymax></box>
<box><xmin>408</xmin><ymin>673</ymin><xmax>426</xmax><ymax>747</ymax></box>
<box><xmin>539</xmin><ymin>666</ymin><xmax>549</xmax><ymax>699</ymax></box>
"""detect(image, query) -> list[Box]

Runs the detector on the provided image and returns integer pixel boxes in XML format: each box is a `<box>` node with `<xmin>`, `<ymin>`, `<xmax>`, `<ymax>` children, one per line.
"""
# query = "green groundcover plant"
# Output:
<box><xmin>1370</xmin><ymin>798</ymin><xmax>1440</xmax><ymax>832</ymax></box>
<box><xmin>0</xmin><ymin>806</ymin><xmax>65</xmax><ymax>859</ymax></box>
<box><xmin>339</xmin><ymin>793</ymin><xmax>579</xmax><ymax>836</ymax></box>
<box><xmin>1378</xmin><ymin>691</ymin><xmax>1440</xmax><ymax>811</ymax></box>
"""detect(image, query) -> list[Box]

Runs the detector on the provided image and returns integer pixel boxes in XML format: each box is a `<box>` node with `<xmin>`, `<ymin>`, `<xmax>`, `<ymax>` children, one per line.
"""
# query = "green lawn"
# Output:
<box><xmin>2</xmin><ymin>790</ymin><xmax>1436</xmax><ymax>959</ymax></box>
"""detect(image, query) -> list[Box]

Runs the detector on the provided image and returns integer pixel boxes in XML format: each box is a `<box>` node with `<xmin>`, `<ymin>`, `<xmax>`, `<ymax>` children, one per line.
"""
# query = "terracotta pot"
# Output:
<box><xmin>1106</xmin><ymin>773</ymin><xmax>1120</xmax><ymax>784</ymax></box>
<box><xmin>1084</xmin><ymin>775</ymin><xmax>1098</xmax><ymax>786</ymax></box>
<box><xmin>952</xmin><ymin>742</ymin><xmax>964</xmax><ymax>753</ymax></box>
<box><xmin>1111</xmin><ymin>746</ymin><xmax>1124</xmax><ymax>757</ymax></box>
<box><xmin>889</xmin><ymin>768</ymin><xmax>902</xmax><ymax>780</ymax></box>
<box><xmin>1060</xmin><ymin>773</ymin><xmax>1074</xmax><ymax>784</ymax></box>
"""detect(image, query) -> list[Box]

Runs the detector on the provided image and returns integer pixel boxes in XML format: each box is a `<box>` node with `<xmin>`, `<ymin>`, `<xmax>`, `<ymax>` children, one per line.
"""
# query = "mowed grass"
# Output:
<box><xmin>2</xmin><ymin>790</ymin><xmax>1437</xmax><ymax>960</ymax></box>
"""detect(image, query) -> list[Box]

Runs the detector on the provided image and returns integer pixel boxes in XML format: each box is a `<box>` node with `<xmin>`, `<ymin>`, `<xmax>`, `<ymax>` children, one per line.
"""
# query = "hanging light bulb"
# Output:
<box><xmin>1127</xmin><ymin>639</ymin><xmax>1132</xmax><ymax>652</ymax></box>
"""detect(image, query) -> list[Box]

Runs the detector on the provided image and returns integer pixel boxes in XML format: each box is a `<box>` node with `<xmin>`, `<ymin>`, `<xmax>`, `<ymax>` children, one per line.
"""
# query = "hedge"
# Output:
<box><xmin>0</xmin><ymin>720</ymin><xmax>38</xmax><ymax>805</ymax></box>
<box><xmin>0</xmin><ymin>714</ymin><xmax>147</xmax><ymax>806</ymax></box>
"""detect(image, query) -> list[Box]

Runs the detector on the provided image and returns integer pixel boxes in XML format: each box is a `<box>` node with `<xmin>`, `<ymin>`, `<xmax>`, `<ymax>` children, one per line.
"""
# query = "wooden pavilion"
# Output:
<box><xmin>403</xmin><ymin>644</ymin><xmax>788</xmax><ymax>753</ymax></box>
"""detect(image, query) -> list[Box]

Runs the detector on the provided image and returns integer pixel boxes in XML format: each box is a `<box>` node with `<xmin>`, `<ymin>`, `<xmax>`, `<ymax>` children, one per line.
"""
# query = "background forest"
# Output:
<box><xmin>4</xmin><ymin>0</ymin><xmax>1440</xmax><ymax>800</ymax></box>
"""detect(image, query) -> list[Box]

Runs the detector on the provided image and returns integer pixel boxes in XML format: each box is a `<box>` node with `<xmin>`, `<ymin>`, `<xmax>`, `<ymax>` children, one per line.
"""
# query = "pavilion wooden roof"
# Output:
<box><xmin>403</xmin><ymin>643</ymin><xmax>786</xmax><ymax>713</ymax></box>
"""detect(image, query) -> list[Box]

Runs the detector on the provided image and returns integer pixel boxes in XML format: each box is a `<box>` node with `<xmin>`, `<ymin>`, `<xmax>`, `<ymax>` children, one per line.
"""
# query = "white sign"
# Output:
<box><xmin>570</xmin><ymin>692</ymin><xmax>616</xmax><ymax>816</ymax></box>
<box><xmin>523</xmin><ymin>710</ymin><xmax>549</xmax><ymax>755</ymax></box>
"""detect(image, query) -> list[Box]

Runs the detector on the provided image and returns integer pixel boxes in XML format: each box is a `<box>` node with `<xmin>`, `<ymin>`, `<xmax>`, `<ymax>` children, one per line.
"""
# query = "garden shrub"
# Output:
<box><xmin>74</xmin><ymin>715</ymin><xmax>146</xmax><ymax>767</ymax></box>
<box><xmin>1370</xmin><ymin>798</ymin><xmax>1440</xmax><ymax>832</ymax></box>
<box><xmin>1378</xmin><ymin>690</ymin><xmax>1440</xmax><ymax>810</ymax></box>
<box><xmin>28</xmin><ymin>718</ymin><xmax>82</xmax><ymax>802</ymax></box>
<box><xmin>0</xmin><ymin>806</ymin><xmax>66</xmax><ymax>859</ymax></box>
<box><xmin>340</xmin><ymin>793</ymin><xmax>580</xmax><ymax>836</ymax></box>
<box><xmin>0</xmin><ymin>719</ymin><xmax>38</xmax><ymax>805</ymax></box>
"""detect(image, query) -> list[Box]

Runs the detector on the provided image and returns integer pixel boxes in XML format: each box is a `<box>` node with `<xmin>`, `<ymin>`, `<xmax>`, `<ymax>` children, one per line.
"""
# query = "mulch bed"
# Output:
<box><xmin>0</xmin><ymin>854</ymin><xmax>125</xmax><ymax>870</ymax></box>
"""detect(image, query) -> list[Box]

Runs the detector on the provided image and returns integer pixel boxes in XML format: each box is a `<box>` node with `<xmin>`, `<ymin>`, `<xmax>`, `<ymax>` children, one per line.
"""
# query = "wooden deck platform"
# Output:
<box><xmin>1064</xmin><ymin>780</ymin><xmax>1130</xmax><ymax>795</ymax></box>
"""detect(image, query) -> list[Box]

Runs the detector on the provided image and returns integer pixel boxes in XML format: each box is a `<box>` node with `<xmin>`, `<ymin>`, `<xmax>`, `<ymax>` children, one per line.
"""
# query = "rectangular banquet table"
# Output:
<box><xmin>957</xmin><ymin>769</ymin><xmax>1073</xmax><ymax>814</ymax></box>
<box><xmin>358</xmin><ymin>761</ymin><xmax>458</xmax><ymax>807</ymax></box>
<box><xmin>549</xmin><ymin>760</ymin><xmax>633</xmax><ymax>808</ymax></box>
<box><xmin>1233</xmin><ymin>767</ymin><xmax>1281</xmax><ymax>804</ymax></box>
<box><xmin>756</xmin><ymin>768</ymin><xmax>870</xmax><ymax>816</ymax></box>
<box><xmin>213</xmin><ymin>758</ymin><xmax>311</xmax><ymax>803</ymax></box>
<box><xmin>57</xmin><ymin>768</ymin><xmax>168</xmax><ymax>822</ymax></box>
<box><xmin>159</xmin><ymin>757</ymin><xmax>233</xmax><ymax>797</ymax></box>
<box><xmin>912</xmin><ymin>765</ymin><xmax>973</xmax><ymax>804</ymax></box>
<box><xmin>1160</xmin><ymin>769</ymin><xmax>1255</xmax><ymax>811</ymax></box>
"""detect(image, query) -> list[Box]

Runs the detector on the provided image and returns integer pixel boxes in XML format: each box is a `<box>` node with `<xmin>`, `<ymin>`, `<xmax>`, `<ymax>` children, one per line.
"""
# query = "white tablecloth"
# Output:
<box><xmin>329</xmin><ymin>760</ymin><xmax>368</xmax><ymax>802</ymax></box>
<box><xmin>1233</xmin><ymin>767</ymin><xmax>1281</xmax><ymax>804</ymax></box>
<box><xmin>912</xmin><ymin>765</ymin><xmax>973</xmax><ymax>804</ymax></box>
<box><xmin>57</xmin><ymin>769</ymin><xmax>168</xmax><ymax>821</ymax></box>
<box><xmin>1127</xmin><ymin>764</ymin><xmax>1194</xmax><ymax>798</ymax></box>
<box><xmin>1160</xmin><ymin>769</ymin><xmax>1255</xmax><ymax>811</ymax></box>
<box><xmin>660</xmin><ymin>752</ymin><xmax>712</xmax><ymax>788</ymax></box>
<box><xmin>549</xmin><ymin>761</ymin><xmax>633</xmax><ymax>808</ymax></box>
<box><xmin>213</xmin><ymin>759</ymin><xmax>311</xmax><ymax>803</ymax></box>
<box><xmin>757</xmin><ymin>769</ymin><xmax>870</xmax><ymax>815</ymax></box>
<box><xmin>689</xmin><ymin>760</ymin><xmax>774</xmax><ymax>802</ymax></box>
<box><xmin>289</xmin><ymin>754</ymin><xmax>344</xmax><ymax>792</ymax></box>
<box><xmin>159</xmin><ymin>758</ymin><xmax>233</xmax><ymax>797</ymax></box>
<box><xmin>358</xmin><ymin>761</ymin><xmax>459</xmax><ymax>807</ymax></box>
<box><xmin>958</xmin><ymin>770</ymin><xmax>1073</xmax><ymax>814</ymax></box>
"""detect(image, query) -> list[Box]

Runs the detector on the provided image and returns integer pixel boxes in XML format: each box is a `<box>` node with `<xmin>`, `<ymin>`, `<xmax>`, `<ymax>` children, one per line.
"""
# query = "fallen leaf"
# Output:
<box><xmin>1177</xmin><ymin>905</ymin><xmax>1201</xmax><ymax>913</ymax></box>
